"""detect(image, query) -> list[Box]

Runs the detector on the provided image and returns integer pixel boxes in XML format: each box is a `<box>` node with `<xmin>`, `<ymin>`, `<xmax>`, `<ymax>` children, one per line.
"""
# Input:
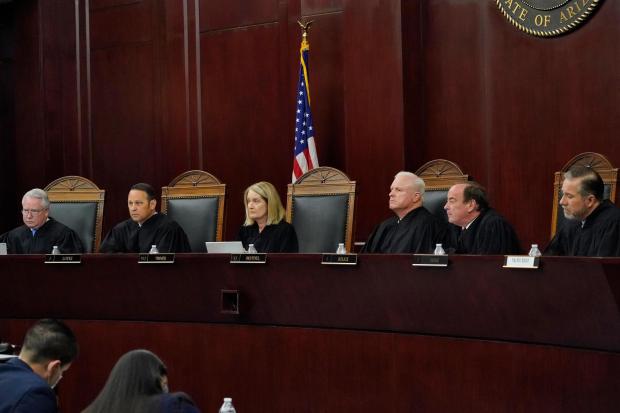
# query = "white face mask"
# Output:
<box><xmin>48</xmin><ymin>364</ymin><xmax>64</xmax><ymax>389</ymax></box>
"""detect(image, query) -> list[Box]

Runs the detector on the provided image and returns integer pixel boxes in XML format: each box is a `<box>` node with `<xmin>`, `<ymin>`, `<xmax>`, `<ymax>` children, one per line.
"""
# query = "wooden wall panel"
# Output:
<box><xmin>89</xmin><ymin>1</ymin><xmax>152</xmax><ymax>49</ymax></box>
<box><xmin>1</xmin><ymin>319</ymin><xmax>618</xmax><ymax>413</ymax></box>
<box><xmin>200</xmin><ymin>24</ymin><xmax>288</xmax><ymax>238</ymax></box>
<box><xmin>343</xmin><ymin>0</ymin><xmax>405</xmax><ymax>238</ymax></box>
<box><xmin>199</xmin><ymin>0</ymin><xmax>279</xmax><ymax>32</ymax></box>
<box><xmin>420</xmin><ymin>1</ymin><xmax>487</xmax><ymax>182</ymax></box>
<box><xmin>0</xmin><ymin>2</ymin><xmax>17</xmax><ymax>233</ymax></box>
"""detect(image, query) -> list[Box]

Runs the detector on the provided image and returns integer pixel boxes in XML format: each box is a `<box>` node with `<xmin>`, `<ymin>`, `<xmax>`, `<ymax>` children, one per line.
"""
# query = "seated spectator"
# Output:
<box><xmin>81</xmin><ymin>349</ymin><xmax>200</xmax><ymax>413</ymax></box>
<box><xmin>0</xmin><ymin>318</ymin><xmax>78</xmax><ymax>413</ymax></box>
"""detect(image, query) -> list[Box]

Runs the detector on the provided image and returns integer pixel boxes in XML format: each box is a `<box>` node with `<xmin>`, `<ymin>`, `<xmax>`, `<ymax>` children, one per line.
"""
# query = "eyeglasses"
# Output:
<box><xmin>21</xmin><ymin>208</ymin><xmax>47</xmax><ymax>216</ymax></box>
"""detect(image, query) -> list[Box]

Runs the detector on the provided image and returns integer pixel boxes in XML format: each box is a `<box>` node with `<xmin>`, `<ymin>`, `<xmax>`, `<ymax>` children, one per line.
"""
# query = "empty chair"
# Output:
<box><xmin>286</xmin><ymin>167</ymin><xmax>356</xmax><ymax>253</ymax></box>
<box><xmin>161</xmin><ymin>170</ymin><xmax>226</xmax><ymax>252</ymax></box>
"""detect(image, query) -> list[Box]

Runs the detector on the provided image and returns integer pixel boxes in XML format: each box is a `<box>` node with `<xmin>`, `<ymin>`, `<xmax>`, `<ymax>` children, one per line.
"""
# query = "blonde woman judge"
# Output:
<box><xmin>237</xmin><ymin>181</ymin><xmax>298</xmax><ymax>253</ymax></box>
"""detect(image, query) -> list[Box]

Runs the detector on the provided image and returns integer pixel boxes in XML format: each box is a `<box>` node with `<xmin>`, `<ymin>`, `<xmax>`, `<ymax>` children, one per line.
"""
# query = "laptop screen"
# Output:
<box><xmin>204</xmin><ymin>241</ymin><xmax>245</xmax><ymax>254</ymax></box>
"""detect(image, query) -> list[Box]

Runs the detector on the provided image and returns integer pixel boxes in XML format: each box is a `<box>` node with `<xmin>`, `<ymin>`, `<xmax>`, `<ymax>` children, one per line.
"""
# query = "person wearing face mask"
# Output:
<box><xmin>237</xmin><ymin>181</ymin><xmax>298</xmax><ymax>253</ymax></box>
<box><xmin>81</xmin><ymin>349</ymin><xmax>200</xmax><ymax>413</ymax></box>
<box><xmin>0</xmin><ymin>318</ymin><xmax>78</xmax><ymax>413</ymax></box>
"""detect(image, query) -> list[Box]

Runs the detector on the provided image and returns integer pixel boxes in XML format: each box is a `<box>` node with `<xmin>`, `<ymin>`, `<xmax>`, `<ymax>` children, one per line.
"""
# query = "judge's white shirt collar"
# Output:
<box><xmin>138</xmin><ymin>212</ymin><xmax>158</xmax><ymax>228</ymax></box>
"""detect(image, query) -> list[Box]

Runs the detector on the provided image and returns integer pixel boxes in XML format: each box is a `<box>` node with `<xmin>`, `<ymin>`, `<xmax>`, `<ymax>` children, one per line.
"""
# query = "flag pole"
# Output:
<box><xmin>291</xmin><ymin>20</ymin><xmax>319</xmax><ymax>183</ymax></box>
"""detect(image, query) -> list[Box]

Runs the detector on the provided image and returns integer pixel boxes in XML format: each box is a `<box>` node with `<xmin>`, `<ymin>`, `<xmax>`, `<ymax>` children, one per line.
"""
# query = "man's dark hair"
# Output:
<box><xmin>564</xmin><ymin>166</ymin><xmax>604</xmax><ymax>201</ymax></box>
<box><xmin>131</xmin><ymin>183</ymin><xmax>156</xmax><ymax>202</ymax></box>
<box><xmin>462</xmin><ymin>182</ymin><xmax>489</xmax><ymax>211</ymax></box>
<box><xmin>22</xmin><ymin>319</ymin><xmax>78</xmax><ymax>366</ymax></box>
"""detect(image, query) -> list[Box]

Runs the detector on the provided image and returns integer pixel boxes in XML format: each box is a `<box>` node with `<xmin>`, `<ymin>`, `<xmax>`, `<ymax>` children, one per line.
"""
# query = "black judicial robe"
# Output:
<box><xmin>0</xmin><ymin>217</ymin><xmax>84</xmax><ymax>254</ymax></box>
<box><xmin>545</xmin><ymin>200</ymin><xmax>620</xmax><ymax>257</ymax></box>
<box><xmin>450</xmin><ymin>208</ymin><xmax>521</xmax><ymax>255</ymax></box>
<box><xmin>361</xmin><ymin>206</ymin><xmax>449</xmax><ymax>254</ymax></box>
<box><xmin>99</xmin><ymin>213</ymin><xmax>191</xmax><ymax>253</ymax></box>
<box><xmin>237</xmin><ymin>220</ymin><xmax>298</xmax><ymax>253</ymax></box>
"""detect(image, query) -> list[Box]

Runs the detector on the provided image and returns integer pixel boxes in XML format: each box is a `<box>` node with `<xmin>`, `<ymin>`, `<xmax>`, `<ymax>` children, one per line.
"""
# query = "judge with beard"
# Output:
<box><xmin>0</xmin><ymin>188</ymin><xmax>84</xmax><ymax>254</ymax></box>
<box><xmin>444</xmin><ymin>182</ymin><xmax>521</xmax><ymax>255</ymax></box>
<box><xmin>545</xmin><ymin>166</ymin><xmax>620</xmax><ymax>257</ymax></box>
<box><xmin>99</xmin><ymin>183</ymin><xmax>190</xmax><ymax>253</ymax></box>
<box><xmin>362</xmin><ymin>171</ymin><xmax>449</xmax><ymax>254</ymax></box>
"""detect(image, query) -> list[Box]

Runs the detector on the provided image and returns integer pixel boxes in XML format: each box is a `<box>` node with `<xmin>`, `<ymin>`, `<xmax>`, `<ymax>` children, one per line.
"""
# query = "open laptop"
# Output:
<box><xmin>205</xmin><ymin>241</ymin><xmax>245</xmax><ymax>254</ymax></box>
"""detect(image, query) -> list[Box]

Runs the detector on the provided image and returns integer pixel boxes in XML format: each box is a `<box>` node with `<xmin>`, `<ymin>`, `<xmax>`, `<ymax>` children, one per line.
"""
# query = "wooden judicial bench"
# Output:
<box><xmin>1</xmin><ymin>254</ymin><xmax>619</xmax><ymax>412</ymax></box>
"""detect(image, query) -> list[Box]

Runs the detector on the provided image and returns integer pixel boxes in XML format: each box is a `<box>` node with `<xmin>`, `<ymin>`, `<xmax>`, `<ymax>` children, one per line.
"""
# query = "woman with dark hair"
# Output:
<box><xmin>81</xmin><ymin>349</ymin><xmax>200</xmax><ymax>413</ymax></box>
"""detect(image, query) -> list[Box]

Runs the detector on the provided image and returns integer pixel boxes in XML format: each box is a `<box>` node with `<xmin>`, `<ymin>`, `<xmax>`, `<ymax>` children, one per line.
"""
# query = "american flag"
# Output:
<box><xmin>292</xmin><ymin>35</ymin><xmax>319</xmax><ymax>183</ymax></box>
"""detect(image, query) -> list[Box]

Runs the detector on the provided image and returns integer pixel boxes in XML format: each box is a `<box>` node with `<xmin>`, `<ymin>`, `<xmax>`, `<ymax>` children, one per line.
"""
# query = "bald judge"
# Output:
<box><xmin>361</xmin><ymin>172</ymin><xmax>449</xmax><ymax>254</ymax></box>
<box><xmin>99</xmin><ymin>183</ymin><xmax>191</xmax><ymax>253</ymax></box>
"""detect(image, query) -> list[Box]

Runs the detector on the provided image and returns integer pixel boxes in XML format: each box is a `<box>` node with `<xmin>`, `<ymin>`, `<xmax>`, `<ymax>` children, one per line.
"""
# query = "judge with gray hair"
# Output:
<box><xmin>362</xmin><ymin>171</ymin><xmax>449</xmax><ymax>253</ymax></box>
<box><xmin>0</xmin><ymin>188</ymin><xmax>83</xmax><ymax>254</ymax></box>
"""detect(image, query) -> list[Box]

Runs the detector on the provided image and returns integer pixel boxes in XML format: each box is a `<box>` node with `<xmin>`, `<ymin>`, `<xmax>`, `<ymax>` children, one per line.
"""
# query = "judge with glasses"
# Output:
<box><xmin>0</xmin><ymin>188</ymin><xmax>83</xmax><ymax>254</ymax></box>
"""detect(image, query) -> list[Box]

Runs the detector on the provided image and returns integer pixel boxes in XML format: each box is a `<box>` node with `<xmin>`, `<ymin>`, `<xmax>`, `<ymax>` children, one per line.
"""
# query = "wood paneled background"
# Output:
<box><xmin>1</xmin><ymin>0</ymin><xmax>619</xmax><ymax>247</ymax></box>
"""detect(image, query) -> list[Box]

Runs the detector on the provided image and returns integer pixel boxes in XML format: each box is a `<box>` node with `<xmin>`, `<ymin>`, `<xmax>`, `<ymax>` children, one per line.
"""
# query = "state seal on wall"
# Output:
<box><xmin>496</xmin><ymin>0</ymin><xmax>603</xmax><ymax>37</ymax></box>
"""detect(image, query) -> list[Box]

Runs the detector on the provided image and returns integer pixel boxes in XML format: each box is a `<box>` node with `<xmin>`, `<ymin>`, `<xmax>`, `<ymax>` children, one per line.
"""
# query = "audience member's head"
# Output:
<box><xmin>19</xmin><ymin>318</ymin><xmax>78</xmax><ymax>388</ymax></box>
<box><xmin>82</xmin><ymin>349</ymin><xmax>200</xmax><ymax>413</ymax></box>
<box><xmin>389</xmin><ymin>171</ymin><xmax>425</xmax><ymax>219</ymax></box>
<box><xmin>560</xmin><ymin>166</ymin><xmax>604</xmax><ymax>220</ymax></box>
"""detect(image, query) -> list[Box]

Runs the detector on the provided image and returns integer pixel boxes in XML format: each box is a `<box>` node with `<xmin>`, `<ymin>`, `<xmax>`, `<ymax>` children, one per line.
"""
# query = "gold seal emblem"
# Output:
<box><xmin>496</xmin><ymin>0</ymin><xmax>603</xmax><ymax>37</ymax></box>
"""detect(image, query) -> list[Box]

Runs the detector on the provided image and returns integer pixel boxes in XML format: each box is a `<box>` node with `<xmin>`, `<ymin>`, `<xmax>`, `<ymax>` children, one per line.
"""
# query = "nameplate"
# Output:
<box><xmin>44</xmin><ymin>254</ymin><xmax>82</xmax><ymax>264</ymax></box>
<box><xmin>138</xmin><ymin>253</ymin><xmax>175</xmax><ymax>264</ymax></box>
<box><xmin>412</xmin><ymin>254</ymin><xmax>449</xmax><ymax>267</ymax></box>
<box><xmin>230</xmin><ymin>253</ymin><xmax>267</xmax><ymax>264</ymax></box>
<box><xmin>503</xmin><ymin>255</ymin><xmax>539</xmax><ymax>269</ymax></box>
<box><xmin>321</xmin><ymin>253</ymin><xmax>358</xmax><ymax>265</ymax></box>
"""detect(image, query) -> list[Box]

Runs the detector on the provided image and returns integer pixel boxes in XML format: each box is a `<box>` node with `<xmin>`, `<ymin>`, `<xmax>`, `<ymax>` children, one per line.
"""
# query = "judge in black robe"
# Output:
<box><xmin>362</xmin><ymin>206</ymin><xmax>449</xmax><ymax>253</ymax></box>
<box><xmin>448</xmin><ymin>208</ymin><xmax>521</xmax><ymax>254</ymax></box>
<box><xmin>544</xmin><ymin>166</ymin><xmax>620</xmax><ymax>257</ymax></box>
<box><xmin>1</xmin><ymin>217</ymin><xmax>84</xmax><ymax>254</ymax></box>
<box><xmin>238</xmin><ymin>220</ymin><xmax>298</xmax><ymax>253</ymax></box>
<box><xmin>546</xmin><ymin>200</ymin><xmax>620</xmax><ymax>256</ymax></box>
<box><xmin>237</xmin><ymin>181</ymin><xmax>299</xmax><ymax>253</ymax></box>
<box><xmin>99</xmin><ymin>183</ymin><xmax>191</xmax><ymax>253</ymax></box>
<box><xmin>445</xmin><ymin>182</ymin><xmax>521</xmax><ymax>255</ymax></box>
<box><xmin>0</xmin><ymin>188</ymin><xmax>84</xmax><ymax>254</ymax></box>
<box><xmin>361</xmin><ymin>171</ymin><xmax>449</xmax><ymax>254</ymax></box>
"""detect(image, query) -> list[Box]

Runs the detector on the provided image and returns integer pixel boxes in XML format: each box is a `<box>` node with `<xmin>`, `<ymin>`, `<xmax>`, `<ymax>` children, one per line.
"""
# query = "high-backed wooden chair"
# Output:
<box><xmin>286</xmin><ymin>167</ymin><xmax>356</xmax><ymax>253</ymax></box>
<box><xmin>44</xmin><ymin>176</ymin><xmax>105</xmax><ymax>253</ymax></box>
<box><xmin>550</xmin><ymin>152</ymin><xmax>618</xmax><ymax>238</ymax></box>
<box><xmin>415</xmin><ymin>159</ymin><xmax>470</xmax><ymax>221</ymax></box>
<box><xmin>161</xmin><ymin>170</ymin><xmax>226</xmax><ymax>252</ymax></box>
